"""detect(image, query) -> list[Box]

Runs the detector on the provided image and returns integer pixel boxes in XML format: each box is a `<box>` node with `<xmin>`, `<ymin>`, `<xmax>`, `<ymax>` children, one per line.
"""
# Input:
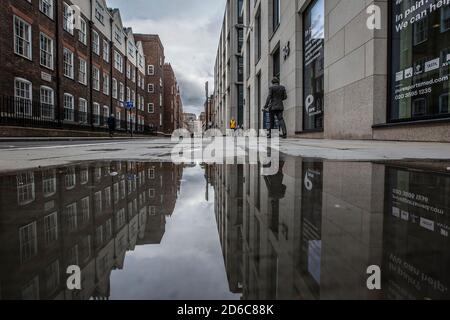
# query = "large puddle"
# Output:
<box><xmin>0</xmin><ymin>156</ymin><xmax>449</xmax><ymax>300</ymax></box>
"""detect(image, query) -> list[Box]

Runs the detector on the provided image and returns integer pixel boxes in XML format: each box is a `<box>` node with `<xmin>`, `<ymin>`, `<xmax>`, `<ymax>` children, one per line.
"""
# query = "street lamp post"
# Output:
<box><xmin>126</xmin><ymin>101</ymin><xmax>134</xmax><ymax>137</ymax></box>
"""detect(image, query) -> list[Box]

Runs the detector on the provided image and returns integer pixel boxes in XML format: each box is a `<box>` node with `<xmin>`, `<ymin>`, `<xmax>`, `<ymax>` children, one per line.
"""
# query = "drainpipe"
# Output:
<box><xmin>109</xmin><ymin>17</ymin><xmax>114</xmax><ymax>116</ymax></box>
<box><xmin>89</xmin><ymin>0</ymin><xmax>94</xmax><ymax>131</ymax></box>
<box><xmin>135</xmin><ymin>49</ymin><xmax>139</xmax><ymax>134</ymax></box>
<box><xmin>55</xmin><ymin>0</ymin><xmax>61</xmax><ymax>126</ymax></box>
<box><xmin>124</xmin><ymin>35</ymin><xmax>131</xmax><ymax>137</ymax></box>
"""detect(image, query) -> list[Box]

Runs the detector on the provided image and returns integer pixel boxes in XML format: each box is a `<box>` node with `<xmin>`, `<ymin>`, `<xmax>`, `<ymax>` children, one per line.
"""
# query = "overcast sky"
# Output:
<box><xmin>107</xmin><ymin>0</ymin><xmax>226</xmax><ymax>116</ymax></box>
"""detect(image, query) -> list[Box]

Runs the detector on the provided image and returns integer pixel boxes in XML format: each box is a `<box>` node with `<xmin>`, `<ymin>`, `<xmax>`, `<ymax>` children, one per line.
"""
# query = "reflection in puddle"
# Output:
<box><xmin>0</xmin><ymin>157</ymin><xmax>449</xmax><ymax>300</ymax></box>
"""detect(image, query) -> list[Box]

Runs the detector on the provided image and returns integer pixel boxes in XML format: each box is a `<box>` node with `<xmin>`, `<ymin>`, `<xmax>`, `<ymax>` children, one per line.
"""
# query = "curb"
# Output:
<box><xmin>0</xmin><ymin>136</ymin><xmax>157</xmax><ymax>143</ymax></box>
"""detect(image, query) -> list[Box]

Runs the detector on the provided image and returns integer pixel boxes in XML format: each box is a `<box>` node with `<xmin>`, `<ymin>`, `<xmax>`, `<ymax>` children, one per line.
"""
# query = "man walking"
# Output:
<box><xmin>262</xmin><ymin>77</ymin><xmax>287</xmax><ymax>139</ymax></box>
<box><xmin>107</xmin><ymin>113</ymin><xmax>116</xmax><ymax>138</ymax></box>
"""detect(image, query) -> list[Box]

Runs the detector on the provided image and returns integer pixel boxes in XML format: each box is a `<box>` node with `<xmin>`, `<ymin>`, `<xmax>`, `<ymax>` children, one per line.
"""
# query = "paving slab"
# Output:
<box><xmin>0</xmin><ymin>137</ymin><xmax>449</xmax><ymax>172</ymax></box>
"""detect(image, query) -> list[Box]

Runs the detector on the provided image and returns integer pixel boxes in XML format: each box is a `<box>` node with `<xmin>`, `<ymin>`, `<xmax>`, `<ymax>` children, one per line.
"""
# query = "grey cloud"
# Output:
<box><xmin>106</xmin><ymin>0</ymin><xmax>225</xmax><ymax>115</ymax></box>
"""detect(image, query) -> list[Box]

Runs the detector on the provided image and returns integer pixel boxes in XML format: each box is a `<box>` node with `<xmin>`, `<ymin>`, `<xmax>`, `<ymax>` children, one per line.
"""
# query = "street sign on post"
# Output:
<box><xmin>125</xmin><ymin>101</ymin><xmax>134</xmax><ymax>109</ymax></box>
<box><xmin>124</xmin><ymin>101</ymin><xmax>134</xmax><ymax>137</ymax></box>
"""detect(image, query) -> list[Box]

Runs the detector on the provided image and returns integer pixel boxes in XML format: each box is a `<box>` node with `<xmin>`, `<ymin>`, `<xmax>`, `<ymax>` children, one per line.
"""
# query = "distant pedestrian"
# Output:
<box><xmin>230</xmin><ymin>117</ymin><xmax>237</xmax><ymax>137</ymax></box>
<box><xmin>107</xmin><ymin>114</ymin><xmax>116</xmax><ymax>138</ymax></box>
<box><xmin>262</xmin><ymin>77</ymin><xmax>287</xmax><ymax>139</ymax></box>
<box><xmin>230</xmin><ymin>117</ymin><xmax>237</xmax><ymax>131</ymax></box>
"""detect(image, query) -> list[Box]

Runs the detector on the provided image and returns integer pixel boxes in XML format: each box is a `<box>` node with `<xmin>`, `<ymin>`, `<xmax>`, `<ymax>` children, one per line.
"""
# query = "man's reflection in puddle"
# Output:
<box><xmin>263</xmin><ymin>161</ymin><xmax>286</xmax><ymax>238</ymax></box>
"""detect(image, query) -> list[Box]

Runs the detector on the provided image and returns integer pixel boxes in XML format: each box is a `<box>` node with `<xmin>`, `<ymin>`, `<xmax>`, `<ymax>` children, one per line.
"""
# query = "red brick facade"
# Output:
<box><xmin>0</xmin><ymin>1</ymin><xmax>183</xmax><ymax>135</ymax></box>
<box><xmin>0</xmin><ymin>161</ymin><xmax>183</xmax><ymax>299</ymax></box>
<box><xmin>162</xmin><ymin>64</ymin><xmax>183</xmax><ymax>134</ymax></box>
<box><xmin>134</xmin><ymin>34</ymin><xmax>165</xmax><ymax>133</ymax></box>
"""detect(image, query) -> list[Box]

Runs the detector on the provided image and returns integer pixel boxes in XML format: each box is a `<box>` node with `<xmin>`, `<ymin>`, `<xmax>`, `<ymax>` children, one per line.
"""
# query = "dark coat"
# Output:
<box><xmin>107</xmin><ymin>116</ymin><xmax>116</xmax><ymax>130</ymax></box>
<box><xmin>263</xmin><ymin>161</ymin><xmax>286</xmax><ymax>199</ymax></box>
<box><xmin>264</xmin><ymin>84</ymin><xmax>287</xmax><ymax>112</ymax></box>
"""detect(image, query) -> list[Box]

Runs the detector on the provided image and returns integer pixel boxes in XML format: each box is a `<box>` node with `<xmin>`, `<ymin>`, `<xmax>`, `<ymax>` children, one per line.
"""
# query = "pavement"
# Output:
<box><xmin>0</xmin><ymin>137</ymin><xmax>449</xmax><ymax>172</ymax></box>
<box><xmin>277</xmin><ymin>138</ymin><xmax>450</xmax><ymax>161</ymax></box>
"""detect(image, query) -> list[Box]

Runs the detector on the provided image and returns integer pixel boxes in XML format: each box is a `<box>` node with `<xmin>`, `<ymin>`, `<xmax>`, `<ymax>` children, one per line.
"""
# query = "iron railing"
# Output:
<box><xmin>0</xmin><ymin>96</ymin><xmax>157</xmax><ymax>135</ymax></box>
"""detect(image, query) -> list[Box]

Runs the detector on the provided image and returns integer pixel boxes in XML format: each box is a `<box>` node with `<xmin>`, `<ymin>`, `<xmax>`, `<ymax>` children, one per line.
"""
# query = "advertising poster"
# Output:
<box><xmin>383</xmin><ymin>166</ymin><xmax>450</xmax><ymax>299</ymax></box>
<box><xmin>390</xmin><ymin>0</ymin><xmax>450</xmax><ymax>121</ymax></box>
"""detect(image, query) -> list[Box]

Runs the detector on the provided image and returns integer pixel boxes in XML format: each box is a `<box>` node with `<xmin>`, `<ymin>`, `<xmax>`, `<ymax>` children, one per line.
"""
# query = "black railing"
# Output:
<box><xmin>0</xmin><ymin>96</ymin><xmax>157</xmax><ymax>135</ymax></box>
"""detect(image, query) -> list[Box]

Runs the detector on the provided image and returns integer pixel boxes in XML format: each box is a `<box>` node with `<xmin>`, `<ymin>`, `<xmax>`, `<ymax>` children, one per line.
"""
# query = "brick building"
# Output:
<box><xmin>135</xmin><ymin>40</ymin><xmax>147</xmax><ymax>131</ymax></box>
<box><xmin>109</xmin><ymin>8</ymin><xmax>127</xmax><ymax>130</ymax></box>
<box><xmin>0</xmin><ymin>0</ymin><xmax>183</xmax><ymax>136</ymax></box>
<box><xmin>163</xmin><ymin>63</ymin><xmax>182</xmax><ymax>134</ymax></box>
<box><xmin>0</xmin><ymin>160</ymin><xmax>183</xmax><ymax>299</ymax></box>
<box><xmin>0</xmin><ymin>0</ymin><xmax>57</xmax><ymax>123</ymax></box>
<box><xmin>134</xmin><ymin>34</ymin><xmax>165</xmax><ymax>134</ymax></box>
<box><xmin>176</xmin><ymin>88</ymin><xmax>184</xmax><ymax>130</ymax></box>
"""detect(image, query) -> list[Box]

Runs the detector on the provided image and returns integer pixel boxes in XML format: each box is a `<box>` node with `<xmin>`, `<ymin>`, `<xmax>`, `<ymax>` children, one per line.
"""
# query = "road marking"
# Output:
<box><xmin>5</xmin><ymin>142</ymin><xmax>124</xmax><ymax>151</ymax></box>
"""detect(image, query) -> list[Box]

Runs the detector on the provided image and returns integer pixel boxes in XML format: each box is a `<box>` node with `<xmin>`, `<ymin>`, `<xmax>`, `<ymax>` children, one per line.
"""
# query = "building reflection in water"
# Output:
<box><xmin>0</xmin><ymin>162</ymin><xmax>182</xmax><ymax>300</ymax></box>
<box><xmin>1</xmin><ymin>157</ymin><xmax>450</xmax><ymax>300</ymax></box>
<box><xmin>206</xmin><ymin>158</ymin><xmax>450</xmax><ymax>300</ymax></box>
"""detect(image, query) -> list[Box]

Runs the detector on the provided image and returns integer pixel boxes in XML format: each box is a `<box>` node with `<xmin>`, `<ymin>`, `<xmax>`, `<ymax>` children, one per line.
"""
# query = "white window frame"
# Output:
<box><xmin>112</xmin><ymin>78</ymin><xmax>118</xmax><ymax>99</ymax></box>
<box><xmin>42</xmin><ymin>169</ymin><xmax>56</xmax><ymax>197</ymax></box>
<box><xmin>19</xmin><ymin>222</ymin><xmax>37</xmax><ymax>263</ymax></box>
<box><xmin>79</xmin><ymin>98</ymin><xmax>88</xmax><ymax>124</ymax></box>
<box><xmin>92</xmin><ymin>31</ymin><xmax>100</xmax><ymax>55</ymax></box>
<box><xmin>39</xmin><ymin>0</ymin><xmax>54</xmax><ymax>19</ymax></box>
<box><xmin>14</xmin><ymin>16</ymin><xmax>32</xmax><ymax>60</ymax></box>
<box><xmin>44</xmin><ymin>212</ymin><xmax>58</xmax><ymax>244</ymax></box>
<box><xmin>114</xmin><ymin>26</ymin><xmax>122</xmax><ymax>44</ymax></box>
<box><xmin>93</xmin><ymin>66</ymin><xmax>100</xmax><ymax>91</ymax></box>
<box><xmin>128</xmin><ymin>41</ymin><xmax>135</xmax><ymax>58</ymax></box>
<box><xmin>103</xmin><ymin>72</ymin><xmax>110</xmax><ymax>95</ymax></box>
<box><xmin>40</xmin><ymin>86</ymin><xmax>54</xmax><ymax>120</ymax></box>
<box><xmin>114</xmin><ymin>51</ymin><xmax>123</xmax><ymax>73</ymax></box>
<box><xmin>79</xmin><ymin>58</ymin><xmax>87</xmax><ymax>85</ymax></box>
<box><xmin>93</xmin><ymin>102</ymin><xmax>101</xmax><ymax>125</ymax></box>
<box><xmin>127</xmin><ymin>63</ymin><xmax>131</xmax><ymax>79</ymax></box>
<box><xmin>148</xmin><ymin>103</ymin><xmax>154</xmax><ymax>113</ymax></box>
<box><xmin>147</xmin><ymin>65</ymin><xmax>154</xmax><ymax>75</ymax></box>
<box><xmin>40</xmin><ymin>33</ymin><xmax>54</xmax><ymax>70</ymax></box>
<box><xmin>79</xmin><ymin>18</ymin><xmax>87</xmax><ymax>44</ymax></box>
<box><xmin>14</xmin><ymin>78</ymin><xmax>33</xmax><ymax>116</ymax></box>
<box><xmin>103</xmin><ymin>39</ymin><xmax>109</xmax><ymax>62</ymax></box>
<box><xmin>66</xmin><ymin>203</ymin><xmax>78</xmax><ymax>231</ymax></box>
<box><xmin>17</xmin><ymin>172</ymin><xmax>35</xmax><ymax>205</ymax></box>
<box><xmin>95</xmin><ymin>0</ymin><xmax>105</xmax><ymax>25</ymax></box>
<box><xmin>63</xmin><ymin>2</ymin><xmax>74</xmax><ymax>34</ymax></box>
<box><xmin>63</xmin><ymin>48</ymin><xmax>74</xmax><ymax>79</ymax></box>
<box><xmin>81</xmin><ymin>197</ymin><xmax>90</xmax><ymax>222</ymax></box>
<box><xmin>119</xmin><ymin>82</ymin><xmax>124</xmax><ymax>102</ymax></box>
<box><xmin>148</xmin><ymin>83</ymin><xmax>155</xmax><ymax>93</ymax></box>
<box><xmin>63</xmin><ymin>93</ymin><xmax>75</xmax><ymax>121</ymax></box>
<box><xmin>103</xmin><ymin>105</ymin><xmax>110</xmax><ymax>123</ymax></box>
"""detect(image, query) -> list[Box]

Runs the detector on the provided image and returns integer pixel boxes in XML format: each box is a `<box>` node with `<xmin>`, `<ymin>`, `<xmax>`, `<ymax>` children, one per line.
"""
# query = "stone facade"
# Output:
<box><xmin>214</xmin><ymin>0</ymin><xmax>450</xmax><ymax>142</ymax></box>
<box><xmin>214</xmin><ymin>0</ymin><xmax>244</xmax><ymax>132</ymax></box>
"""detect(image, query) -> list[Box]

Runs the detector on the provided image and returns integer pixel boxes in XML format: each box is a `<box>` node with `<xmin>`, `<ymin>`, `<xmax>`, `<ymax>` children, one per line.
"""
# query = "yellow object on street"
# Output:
<box><xmin>230</xmin><ymin>119</ymin><xmax>237</xmax><ymax>129</ymax></box>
